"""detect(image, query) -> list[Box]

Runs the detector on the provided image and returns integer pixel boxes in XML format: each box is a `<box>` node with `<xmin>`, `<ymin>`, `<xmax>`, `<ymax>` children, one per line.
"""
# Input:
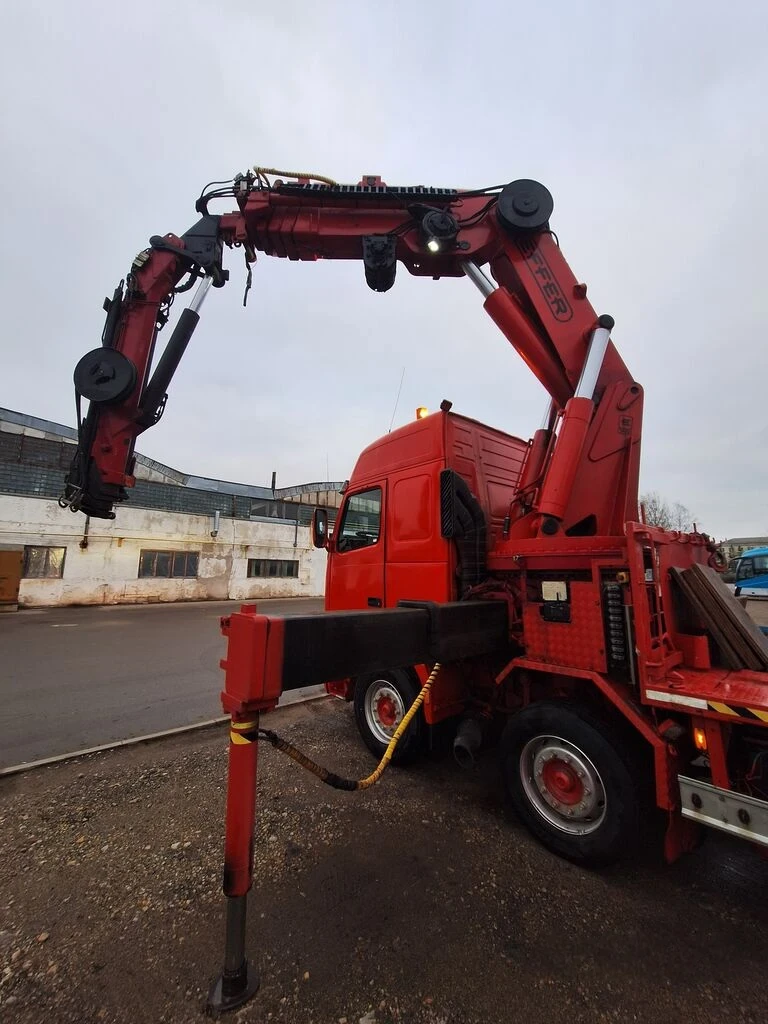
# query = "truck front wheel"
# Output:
<box><xmin>501</xmin><ymin>702</ymin><xmax>642</xmax><ymax>868</ymax></box>
<box><xmin>353</xmin><ymin>669</ymin><xmax>423</xmax><ymax>765</ymax></box>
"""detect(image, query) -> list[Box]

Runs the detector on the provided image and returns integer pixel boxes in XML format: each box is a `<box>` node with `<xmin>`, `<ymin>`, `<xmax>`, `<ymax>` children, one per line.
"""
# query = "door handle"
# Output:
<box><xmin>367</xmin><ymin>597</ymin><xmax>382</xmax><ymax>607</ymax></box>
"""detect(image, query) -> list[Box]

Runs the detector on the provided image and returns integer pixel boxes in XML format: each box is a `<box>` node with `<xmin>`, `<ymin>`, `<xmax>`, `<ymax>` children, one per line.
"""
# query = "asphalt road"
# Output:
<box><xmin>0</xmin><ymin>597</ymin><xmax>323</xmax><ymax>769</ymax></box>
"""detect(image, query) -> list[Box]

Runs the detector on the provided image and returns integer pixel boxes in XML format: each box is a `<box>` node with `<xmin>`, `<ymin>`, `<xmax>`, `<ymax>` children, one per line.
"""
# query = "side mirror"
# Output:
<box><xmin>312</xmin><ymin>507</ymin><xmax>329</xmax><ymax>549</ymax></box>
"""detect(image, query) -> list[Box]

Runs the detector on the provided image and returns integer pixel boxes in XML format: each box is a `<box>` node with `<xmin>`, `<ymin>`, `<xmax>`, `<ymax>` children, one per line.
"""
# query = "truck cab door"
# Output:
<box><xmin>326</xmin><ymin>485</ymin><xmax>385</xmax><ymax>611</ymax></box>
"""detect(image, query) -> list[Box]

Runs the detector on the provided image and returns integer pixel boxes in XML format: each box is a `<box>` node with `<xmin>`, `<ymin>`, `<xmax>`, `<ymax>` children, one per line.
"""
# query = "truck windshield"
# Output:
<box><xmin>336</xmin><ymin>487</ymin><xmax>382</xmax><ymax>553</ymax></box>
<box><xmin>736</xmin><ymin>555</ymin><xmax>768</xmax><ymax>581</ymax></box>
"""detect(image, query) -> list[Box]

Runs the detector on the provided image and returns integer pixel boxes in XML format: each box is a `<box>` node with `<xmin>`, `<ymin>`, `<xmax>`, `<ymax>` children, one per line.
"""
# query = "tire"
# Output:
<box><xmin>353</xmin><ymin>669</ymin><xmax>423</xmax><ymax>765</ymax></box>
<box><xmin>500</xmin><ymin>701</ymin><xmax>642</xmax><ymax>868</ymax></box>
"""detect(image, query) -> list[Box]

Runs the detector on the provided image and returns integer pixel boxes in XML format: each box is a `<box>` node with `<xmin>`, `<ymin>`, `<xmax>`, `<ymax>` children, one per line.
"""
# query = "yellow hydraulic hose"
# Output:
<box><xmin>257</xmin><ymin>663</ymin><xmax>442</xmax><ymax>791</ymax></box>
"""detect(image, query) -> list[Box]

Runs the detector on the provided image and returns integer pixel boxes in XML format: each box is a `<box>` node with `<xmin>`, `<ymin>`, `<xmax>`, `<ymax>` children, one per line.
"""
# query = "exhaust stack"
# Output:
<box><xmin>453</xmin><ymin>717</ymin><xmax>483</xmax><ymax>769</ymax></box>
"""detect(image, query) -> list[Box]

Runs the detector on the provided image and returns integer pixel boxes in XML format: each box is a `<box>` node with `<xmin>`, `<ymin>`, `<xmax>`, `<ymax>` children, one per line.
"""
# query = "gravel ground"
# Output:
<box><xmin>2</xmin><ymin>699</ymin><xmax>768</xmax><ymax>1024</ymax></box>
<box><xmin>745</xmin><ymin>599</ymin><xmax>768</xmax><ymax>627</ymax></box>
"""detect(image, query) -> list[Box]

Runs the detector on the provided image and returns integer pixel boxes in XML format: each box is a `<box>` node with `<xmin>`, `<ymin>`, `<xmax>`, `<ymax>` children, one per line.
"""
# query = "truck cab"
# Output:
<box><xmin>322</xmin><ymin>406</ymin><xmax>529</xmax><ymax>612</ymax></box>
<box><xmin>313</xmin><ymin>406</ymin><xmax>528</xmax><ymax>757</ymax></box>
<box><xmin>730</xmin><ymin>546</ymin><xmax>768</xmax><ymax>598</ymax></box>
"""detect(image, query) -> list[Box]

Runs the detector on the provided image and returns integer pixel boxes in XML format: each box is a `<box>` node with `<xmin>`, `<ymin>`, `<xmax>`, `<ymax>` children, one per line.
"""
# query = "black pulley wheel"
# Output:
<box><xmin>74</xmin><ymin>348</ymin><xmax>137</xmax><ymax>404</ymax></box>
<box><xmin>496</xmin><ymin>179</ymin><xmax>554</xmax><ymax>235</ymax></box>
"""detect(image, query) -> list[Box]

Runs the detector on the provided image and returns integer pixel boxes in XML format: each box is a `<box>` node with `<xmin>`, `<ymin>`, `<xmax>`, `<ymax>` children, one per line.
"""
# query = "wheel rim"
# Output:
<box><xmin>364</xmin><ymin>681</ymin><xmax>405</xmax><ymax>744</ymax></box>
<box><xmin>519</xmin><ymin>734</ymin><xmax>607</xmax><ymax>835</ymax></box>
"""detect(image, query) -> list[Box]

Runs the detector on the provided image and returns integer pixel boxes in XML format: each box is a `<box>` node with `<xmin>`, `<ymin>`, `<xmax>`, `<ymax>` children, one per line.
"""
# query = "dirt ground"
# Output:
<box><xmin>2</xmin><ymin>699</ymin><xmax>768</xmax><ymax>1024</ymax></box>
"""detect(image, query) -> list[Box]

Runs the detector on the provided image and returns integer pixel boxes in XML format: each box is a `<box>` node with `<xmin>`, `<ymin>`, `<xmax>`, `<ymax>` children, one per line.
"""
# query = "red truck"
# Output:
<box><xmin>62</xmin><ymin>169</ymin><xmax>768</xmax><ymax>1012</ymax></box>
<box><xmin>314</xmin><ymin>396</ymin><xmax>768</xmax><ymax>871</ymax></box>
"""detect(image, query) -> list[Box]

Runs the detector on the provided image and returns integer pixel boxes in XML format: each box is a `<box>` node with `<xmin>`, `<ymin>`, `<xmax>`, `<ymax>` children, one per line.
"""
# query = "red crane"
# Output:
<box><xmin>62</xmin><ymin>170</ymin><xmax>768</xmax><ymax>1014</ymax></box>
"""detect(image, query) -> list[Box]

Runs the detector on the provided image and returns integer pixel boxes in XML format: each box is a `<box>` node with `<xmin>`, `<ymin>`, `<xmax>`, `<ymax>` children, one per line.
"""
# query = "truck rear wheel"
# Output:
<box><xmin>500</xmin><ymin>701</ymin><xmax>641</xmax><ymax>868</ymax></box>
<box><xmin>353</xmin><ymin>669</ymin><xmax>423</xmax><ymax>765</ymax></box>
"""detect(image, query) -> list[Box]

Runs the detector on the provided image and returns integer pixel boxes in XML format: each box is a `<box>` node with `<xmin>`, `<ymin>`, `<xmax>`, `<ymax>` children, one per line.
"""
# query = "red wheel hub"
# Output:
<box><xmin>541</xmin><ymin>759</ymin><xmax>584</xmax><ymax>805</ymax></box>
<box><xmin>376</xmin><ymin>695</ymin><xmax>397</xmax><ymax>728</ymax></box>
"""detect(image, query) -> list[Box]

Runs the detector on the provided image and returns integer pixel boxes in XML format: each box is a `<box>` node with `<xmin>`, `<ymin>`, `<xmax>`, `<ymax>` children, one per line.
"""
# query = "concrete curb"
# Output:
<box><xmin>0</xmin><ymin>692</ymin><xmax>329</xmax><ymax>778</ymax></box>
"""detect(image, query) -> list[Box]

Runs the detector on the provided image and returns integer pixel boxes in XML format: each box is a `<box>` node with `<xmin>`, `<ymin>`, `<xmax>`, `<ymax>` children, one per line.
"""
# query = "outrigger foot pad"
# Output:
<box><xmin>206</xmin><ymin>961</ymin><xmax>260</xmax><ymax>1016</ymax></box>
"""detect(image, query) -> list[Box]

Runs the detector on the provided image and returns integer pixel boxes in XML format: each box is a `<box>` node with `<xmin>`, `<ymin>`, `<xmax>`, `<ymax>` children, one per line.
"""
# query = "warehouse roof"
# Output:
<box><xmin>0</xmin><ymin>407</ymin><xmax>343</xmax><ymax>500</ymax></box>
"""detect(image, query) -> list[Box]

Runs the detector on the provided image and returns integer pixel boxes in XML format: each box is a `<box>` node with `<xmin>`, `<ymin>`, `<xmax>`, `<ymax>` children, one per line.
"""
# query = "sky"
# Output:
<box><xmin>1</xmin><ymin>0</ymin><xmax>767</xmax><ymax>539</ymax></box>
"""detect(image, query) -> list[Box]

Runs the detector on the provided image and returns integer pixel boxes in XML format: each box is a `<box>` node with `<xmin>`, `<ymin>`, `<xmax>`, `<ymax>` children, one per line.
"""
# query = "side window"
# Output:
<box><xmin>247</xmin><ymin>558</ymin><xmax>299</xmax><ymax>578</ymax></box>
<box><xmin>736</xmin><ymin>559</ymin><xmax>755</xmax><ymax>581</ymax></box>
<box><xmin>753</xmin><ymin>556</ymin><xmax>768</xmax><ymax>575</ymax></box>
<box><xmin>23</xmin><ymin>546</ymin><xmax>66</xmax><ymax>579</ymax></box>
<box><xmin>138</xmin><ymin>550</ymin><xmax>199</xmax><ymax>578</ymax></box>
<box><xmin>336</xmin><ymin>487</ymin><xmax>382</xmax><ymax>553</ymax></box>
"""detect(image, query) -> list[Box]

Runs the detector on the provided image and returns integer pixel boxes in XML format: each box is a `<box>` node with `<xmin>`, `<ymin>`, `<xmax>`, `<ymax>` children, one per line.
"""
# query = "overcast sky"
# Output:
<box><xmin>1</xmin><ymin>1</ymin><xmax>767</xmax><ymax>538</ymax></box>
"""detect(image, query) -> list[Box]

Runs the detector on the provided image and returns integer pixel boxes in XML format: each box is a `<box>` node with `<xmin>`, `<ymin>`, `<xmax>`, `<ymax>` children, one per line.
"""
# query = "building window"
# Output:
<box><xmin>336</xmin><ymin>487</ymin><xmax>382</xmax><ymax>553</ymax></box>
<box><xmin>22</xmin><ymin>546</ymin><xmax>66</xmax><ymax>579</ymax></box>
<box><xmin>139</xmin><ymin>550</ymin><xmax>199</xmax><ymax>579</ymax></box>
<box><xmin>247</xmin><ymin>558</ymin><xmax>299</xmax><ymax>579</ymax></box>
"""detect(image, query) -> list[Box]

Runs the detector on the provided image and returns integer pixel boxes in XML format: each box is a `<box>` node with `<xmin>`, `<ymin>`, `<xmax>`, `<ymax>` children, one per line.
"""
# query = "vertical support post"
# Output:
<box><xmin>207</xmin><ymin>711</ymin><xmax>262</xmax><ymax>1015</ymax></box>
<box><xmin>703</xmin><ymin>718</ymin><xmax>730</xmax><ymax>789</ymax></box>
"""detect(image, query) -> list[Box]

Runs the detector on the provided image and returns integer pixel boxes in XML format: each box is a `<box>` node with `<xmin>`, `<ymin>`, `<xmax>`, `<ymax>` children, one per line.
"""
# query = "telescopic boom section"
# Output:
<box><xmin>61</xmin><ymin>212</ymin><xmax>241</xmax><ymax>519</ymax></box>
<box><xmin>62</xmin><ymin>174</ymin><xmax>641</xmax><ymax>536</ymax></box>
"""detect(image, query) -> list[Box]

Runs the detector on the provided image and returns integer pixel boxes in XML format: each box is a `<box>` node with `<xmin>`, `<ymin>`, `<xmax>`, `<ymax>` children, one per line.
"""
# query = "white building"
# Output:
<box><xmin>719</xmin><ymin>537</ymin><xmax>768</xmax><ymax>563</ymax></box>
<box><xmin>0</xmin><ymin>408</ymin><xmax>341</xmax><ymax>608</ymax></box>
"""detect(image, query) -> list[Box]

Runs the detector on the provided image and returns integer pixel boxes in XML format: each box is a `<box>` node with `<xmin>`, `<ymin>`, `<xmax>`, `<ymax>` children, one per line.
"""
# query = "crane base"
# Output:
<box><xmin>206</xmin><ymin>962</ymin><xmax>260</xmax><ymax>1016</ymax></box>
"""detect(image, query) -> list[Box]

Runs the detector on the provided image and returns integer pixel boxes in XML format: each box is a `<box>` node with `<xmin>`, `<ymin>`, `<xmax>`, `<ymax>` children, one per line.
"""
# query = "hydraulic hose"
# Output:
<box><xmin>256</xmin><ymin>663</ymin><xmax>442</xmax><ymax>791</ymax></box>
<box><xmin>253</xmin><ymin>166</ymin><xmax>338</xmax><ymax>186</ymax></box>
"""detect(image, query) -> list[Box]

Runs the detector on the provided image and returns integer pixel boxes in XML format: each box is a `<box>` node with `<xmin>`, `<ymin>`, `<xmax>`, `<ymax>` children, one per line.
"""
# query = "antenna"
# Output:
<box><xmin>388</xmin><ymin>366</ymin><xmax>406</xmax><ymax>433</ymax></box>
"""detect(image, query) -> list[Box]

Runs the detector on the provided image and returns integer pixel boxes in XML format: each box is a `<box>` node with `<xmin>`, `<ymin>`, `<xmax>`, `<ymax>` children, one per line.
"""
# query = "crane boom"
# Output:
<box><xmin>61</xmin><ymin>172</ymin><xmax>641</xmax><ymax>538</ymax></box>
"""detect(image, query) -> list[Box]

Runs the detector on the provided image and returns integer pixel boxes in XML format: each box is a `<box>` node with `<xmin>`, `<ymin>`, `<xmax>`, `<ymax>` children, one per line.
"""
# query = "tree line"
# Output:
<box><xmin>639</xmin><ymin>491</ymin><xmax>696</xmax><ymax>532</ymax></box>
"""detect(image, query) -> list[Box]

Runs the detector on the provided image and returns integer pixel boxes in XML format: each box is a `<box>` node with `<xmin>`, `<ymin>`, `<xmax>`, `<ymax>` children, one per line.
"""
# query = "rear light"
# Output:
<box><xmin>693</xmin><ymin>726</ymin><xmax>707</xmax><ymax>752</ymax></box>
